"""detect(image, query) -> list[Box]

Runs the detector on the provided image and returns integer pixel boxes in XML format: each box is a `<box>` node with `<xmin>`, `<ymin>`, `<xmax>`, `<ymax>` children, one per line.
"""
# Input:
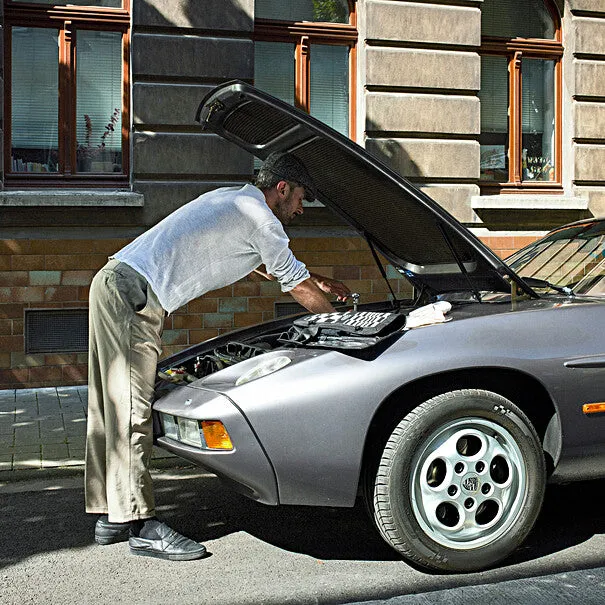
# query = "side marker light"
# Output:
<box><xmin>201</xmin><ymin>420</ymin><xmax>234</xmax><ymax>450</ymax></box>
<box><xmin>582</xmin><ymin>402</ymin><xmax>605</xmax><ymax>415</ymax></box>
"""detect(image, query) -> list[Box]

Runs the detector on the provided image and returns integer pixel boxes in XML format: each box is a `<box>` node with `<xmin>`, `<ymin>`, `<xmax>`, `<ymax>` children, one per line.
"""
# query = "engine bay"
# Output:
<box><xmin>157</xmin><ymin>309</ymin><xmax>407</xmax><ymax>385</ymax></box>
<box><xmin>155</xmin><ymin>301</ymin><xmax>455</xmax><ymax>387</ymax></box>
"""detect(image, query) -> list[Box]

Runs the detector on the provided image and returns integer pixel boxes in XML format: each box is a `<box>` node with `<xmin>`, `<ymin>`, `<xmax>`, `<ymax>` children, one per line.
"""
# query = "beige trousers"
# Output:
<box><xmin>85</xmin><ymin>259</ymin><xmax>165</xmax><ymax>523</ymax></box>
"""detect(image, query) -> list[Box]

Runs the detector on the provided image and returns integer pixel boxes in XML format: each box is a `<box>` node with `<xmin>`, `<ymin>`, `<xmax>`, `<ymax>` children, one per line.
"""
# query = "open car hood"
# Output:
<box><xmin>196</xmin><ymin>81</ymin><xmax>535</xmax><ymax>298</ymax></box>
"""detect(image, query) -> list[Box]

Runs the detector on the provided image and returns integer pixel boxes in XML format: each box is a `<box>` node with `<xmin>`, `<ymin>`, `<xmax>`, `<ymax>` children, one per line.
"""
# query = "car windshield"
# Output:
<box><xmin>506</xmin><ymin>221</ymin><xmax>605</xmax><ymax>296</ymax></box>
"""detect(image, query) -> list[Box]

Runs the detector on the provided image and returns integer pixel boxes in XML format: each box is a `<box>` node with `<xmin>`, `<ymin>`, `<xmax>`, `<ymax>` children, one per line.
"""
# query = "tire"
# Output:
<box><xmin>372</xmin><ymin>389</ymin><xmax>546</xmax><ymax>572</ymax></box>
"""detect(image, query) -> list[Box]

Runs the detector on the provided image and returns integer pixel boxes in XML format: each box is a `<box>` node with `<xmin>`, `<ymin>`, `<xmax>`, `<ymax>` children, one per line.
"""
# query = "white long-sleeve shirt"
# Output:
<box><xmin>113</xmin><ymin>184</ymin><xmax>309</xmax><ymax>313</ymax></box>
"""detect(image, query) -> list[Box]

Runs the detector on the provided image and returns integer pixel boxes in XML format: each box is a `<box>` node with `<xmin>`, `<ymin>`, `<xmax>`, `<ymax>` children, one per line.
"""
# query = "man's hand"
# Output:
<box><xmin>310</xmin><ymin>273</ymin><xmax>351</xmax><ymax>302</ymax></box>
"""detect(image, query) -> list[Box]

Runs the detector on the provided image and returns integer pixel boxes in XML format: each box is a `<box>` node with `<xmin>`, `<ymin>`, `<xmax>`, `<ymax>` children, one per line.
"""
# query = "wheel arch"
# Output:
<box><xmin>360</xmin><ymin>367</ymin><xmax>560</xmax><ymax>494</ymax></box>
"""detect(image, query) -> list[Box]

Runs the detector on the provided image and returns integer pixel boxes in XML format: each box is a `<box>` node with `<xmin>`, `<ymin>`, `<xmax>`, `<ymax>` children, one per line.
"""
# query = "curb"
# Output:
<box><xmin>0</xmin><ymin>457</ymin><xmax>193</xmax><ymax>484</ymax></box>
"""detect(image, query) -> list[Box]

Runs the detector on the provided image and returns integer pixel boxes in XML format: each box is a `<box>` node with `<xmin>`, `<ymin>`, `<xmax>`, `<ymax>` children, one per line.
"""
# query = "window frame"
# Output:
<box><xmin>253</xmin><ymin>1</ymin><xmax>357</xmax><ymax>140</ymax></box>
<box><xmin>479</xmin><ymin>0</ymin><xmax>563</xmax><ymax>194</ymax></box>
<box><xmin>3</xmin><ymin>0</ymin><xmax>130</xmax><ymax>188</ymax></box>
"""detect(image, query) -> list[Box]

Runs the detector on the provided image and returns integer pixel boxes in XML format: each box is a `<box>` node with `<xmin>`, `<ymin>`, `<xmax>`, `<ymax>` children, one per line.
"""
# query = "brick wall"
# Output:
<box><xmin>480</xmin><ymin>235</ymin><xmax>539</xmax><ymax>259</ymax></box>
<box><xmin>0</xmin><ymin>238</ymin><xmax>127</xmax><ymax>389</ymax></box>
<box><xmin>0</xmin><ymin>234</ymin><xmax>418</xmax><ymax>390</ymax></box>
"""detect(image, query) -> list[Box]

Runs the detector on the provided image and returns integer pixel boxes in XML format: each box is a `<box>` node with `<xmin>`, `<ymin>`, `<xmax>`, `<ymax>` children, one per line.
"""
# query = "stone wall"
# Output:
<box><xmin>131</xmin><ymin>0</ymin><xmax>255</xmax><ymax>225</ymax></box>
<box><xmin>569</xmin><ymin>1</ymin><xmax>605</xmax><ymax>217</ymax></box>
<box><xmin>362</xmin><ymin>0</ymin><xmax>482</xmax><ymax>224</ymax></box>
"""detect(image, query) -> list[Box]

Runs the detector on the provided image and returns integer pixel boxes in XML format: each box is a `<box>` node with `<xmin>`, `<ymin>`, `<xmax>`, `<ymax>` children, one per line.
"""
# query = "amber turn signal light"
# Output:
<box><xmin>582</xmin><ymin>402</ymin><xmax>605</xmax><ymax>415</ymax></box>
<box><xmin>201</xmin><ymin>420</ymin><xmax>234</xmax><ymax>450</ymax></box>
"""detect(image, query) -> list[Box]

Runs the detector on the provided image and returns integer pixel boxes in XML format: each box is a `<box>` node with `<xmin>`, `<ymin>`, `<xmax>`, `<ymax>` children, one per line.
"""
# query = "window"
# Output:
<box><xmin>3</xmin><ymin>0</ymin><xmax>130</xmax><ymax>186</ymax></box>
<box><xmin>254</xmin><ymin>0</ymin><xmax>357</xmax><ymax>138</ymax></box>
<box><xmin>479</xmin><ymin>0</ymin><xmax>562</xmax><ymax>193</ymax></box>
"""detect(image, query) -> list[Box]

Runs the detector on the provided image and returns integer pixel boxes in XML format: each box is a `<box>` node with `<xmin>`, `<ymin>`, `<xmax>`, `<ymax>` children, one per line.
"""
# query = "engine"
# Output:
<box><xmin>155</xmin><ymin>308</ymin><xmax>409</xmax><ymax>387</ymax></box>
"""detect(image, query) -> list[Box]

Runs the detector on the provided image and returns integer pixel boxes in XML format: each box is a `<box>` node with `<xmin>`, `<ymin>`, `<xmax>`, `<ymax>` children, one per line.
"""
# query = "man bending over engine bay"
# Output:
<box><xmin>85</xmin><ymin>152</ymin><xmax>351</xmax><ymax>561</ymax></box>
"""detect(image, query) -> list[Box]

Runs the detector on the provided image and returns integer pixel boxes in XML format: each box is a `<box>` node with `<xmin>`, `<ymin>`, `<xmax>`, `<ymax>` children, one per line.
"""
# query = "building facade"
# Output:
<box><xmin>0</xmin><ymin>0</ymin><xmax>604</xmax><ymax>388</ymax></box>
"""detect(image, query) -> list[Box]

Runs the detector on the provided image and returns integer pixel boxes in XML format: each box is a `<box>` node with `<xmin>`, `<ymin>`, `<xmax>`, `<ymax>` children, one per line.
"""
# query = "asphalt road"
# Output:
<box><xmin>1</xmin><ymin>467</ymin><xmax>604</xmax><ymax>605</ymax></box>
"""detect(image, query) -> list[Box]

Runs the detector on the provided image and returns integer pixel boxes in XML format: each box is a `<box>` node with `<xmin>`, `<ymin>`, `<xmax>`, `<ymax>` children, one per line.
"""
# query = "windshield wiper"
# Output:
<box><xmin>522</xmin><ymin>277</ymin><xmax>575</xmax><ymax>296</ymax></box>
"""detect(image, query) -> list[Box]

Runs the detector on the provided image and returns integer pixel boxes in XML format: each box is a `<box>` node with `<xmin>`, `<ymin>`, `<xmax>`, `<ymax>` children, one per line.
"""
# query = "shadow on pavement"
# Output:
<box><xmin>1</xmin><ymin>468</ymin><xmax>604</xmax><ymax>576</ymax></box>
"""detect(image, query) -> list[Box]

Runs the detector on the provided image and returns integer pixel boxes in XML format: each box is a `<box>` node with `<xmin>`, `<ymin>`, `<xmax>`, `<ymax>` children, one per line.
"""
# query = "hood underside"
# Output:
<box><xmin>196</xmin><ymin>80</ymin><xmax>534</xmax><ymax>297</ymax></box>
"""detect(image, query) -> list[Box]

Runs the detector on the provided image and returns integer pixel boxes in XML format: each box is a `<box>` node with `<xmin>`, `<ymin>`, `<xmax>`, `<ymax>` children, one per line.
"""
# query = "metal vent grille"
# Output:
<box><xmin>224</xmin><ymin>101</ymin><xmax>297</xmax><ymax>145</ymax></box>
<box><xmin>274</xmin><ymin>301</ymin><xmax>347</xmax><ymax>318</ymax></box>
<box><xmin>25</xmin><ymin>309</ymin><xmax>89</xmax><ymax>354</ymax></box>
<box><xmin>274</xmin><ymin>301</ymin><xmax>306</xmax><ymax>318</ymax></box>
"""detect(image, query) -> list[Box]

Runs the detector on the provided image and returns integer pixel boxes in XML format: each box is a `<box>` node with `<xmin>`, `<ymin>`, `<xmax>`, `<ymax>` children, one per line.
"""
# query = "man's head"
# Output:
<box><xmin>254</xmin><ymin>152</ymin><xmax>317</xmax><ymax>225</ymax></box>
<box><xmin>255</xmin><ymin>152</ymin><xmax>317</xmax><ymax>202</ymax></box>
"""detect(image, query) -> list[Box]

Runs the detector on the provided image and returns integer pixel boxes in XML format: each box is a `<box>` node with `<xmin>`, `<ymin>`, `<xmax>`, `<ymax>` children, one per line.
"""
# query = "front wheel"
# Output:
<box><xmin>372</xmin><ymin>389</ymin><xmax>546</xmax><ymax>572</ymax></box>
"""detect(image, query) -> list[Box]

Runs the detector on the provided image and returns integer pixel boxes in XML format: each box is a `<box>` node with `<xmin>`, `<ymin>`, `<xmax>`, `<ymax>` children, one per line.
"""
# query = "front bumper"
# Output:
<box><xmin>153</xmin><ymin>385</ymin><xmax>278</xmax><ymax>504</ymax></box>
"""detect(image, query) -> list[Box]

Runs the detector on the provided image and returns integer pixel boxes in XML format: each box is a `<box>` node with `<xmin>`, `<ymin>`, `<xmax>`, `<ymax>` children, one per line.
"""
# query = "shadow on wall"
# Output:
<box><xmin>135</xmin><ymin>0</ymin><xmax>252</xmax><ymax>32</ymax></box>
<box><xmin>364</xmin><ymin>117</ymin><xmax>422</xmax><ymax>181</ymax></box>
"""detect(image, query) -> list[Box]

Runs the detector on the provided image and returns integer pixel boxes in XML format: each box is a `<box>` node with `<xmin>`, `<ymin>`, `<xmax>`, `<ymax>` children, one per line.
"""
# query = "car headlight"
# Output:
<box><xmin>235</xmin><ymin>355</ymin><xmax>292</xmax><ymax>386</ymax></box>
<box><xmin>161</xmin><ymin>414</ymin><xmax>233</xmax><ymax>450</ymax></box>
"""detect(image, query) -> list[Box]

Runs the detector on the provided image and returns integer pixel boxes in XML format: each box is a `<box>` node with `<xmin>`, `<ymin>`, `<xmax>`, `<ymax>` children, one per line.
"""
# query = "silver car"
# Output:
<box><xmin>152</xmin><ymin>81</ymin><xmax>605</xmax><ymax>572</ymax></box>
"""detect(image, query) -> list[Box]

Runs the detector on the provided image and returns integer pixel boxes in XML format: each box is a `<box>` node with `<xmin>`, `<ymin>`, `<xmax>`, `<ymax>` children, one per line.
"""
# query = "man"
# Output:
<box><xmin>85</xmin><ymin>152</ymin><xmax>351</xmax><ymax>560</ymax></box>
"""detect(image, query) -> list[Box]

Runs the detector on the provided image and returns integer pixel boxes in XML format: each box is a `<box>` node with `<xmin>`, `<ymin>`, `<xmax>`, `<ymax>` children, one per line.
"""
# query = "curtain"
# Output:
<box><xmin>76</xmin><ymin>30</ymin><xmax>123</xmax><ymax>171</ymax></box>
<box><xmin>11</xmin><ymin>27</ymin><xmax>59</xmax><ymax>171</ymax></box>
<box><xmin>310</xmin><ymin>45</ymin><xmax>349</xmax><ymax>136</ymax></box>
<box><xmin>482</xmin><ymin>0</ymin><xmax>555</xmax><ymax>39</ymax></box>
<box><xmin>254</xmin><ymin>41</ymin><xmax>296</xmax><ymax>106</ymax></box>
<box><xmin>479</xmin><ymin>56</ymin><xmax>508</xmax><ymax>134</ymax></box>
<box><xmin>76</xmin><ymin>30</ymin><xmax>123</xmax><ymax>152</ymax></box>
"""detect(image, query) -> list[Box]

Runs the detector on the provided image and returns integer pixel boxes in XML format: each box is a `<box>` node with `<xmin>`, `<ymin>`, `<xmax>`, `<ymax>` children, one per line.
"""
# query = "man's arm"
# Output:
<box><xmin>253</xmin><ymin>267</ymin><xmax>274</xmax><ymax>281</ymax></box>
<box><xmin>255</xmin><ymin>265</ymin><xmax>350</xmax><ymax>296</ymax></box>
<box><xmin>289</xmin><ymin>277</ymin><xmax>336</xmax><ymax>313</ymax></box>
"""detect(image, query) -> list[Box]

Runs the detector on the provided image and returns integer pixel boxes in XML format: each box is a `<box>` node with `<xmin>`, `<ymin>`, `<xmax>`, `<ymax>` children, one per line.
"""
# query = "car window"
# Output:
<box><xmin>507</xmin><ymin>222</ymin><xmax>605</xmax><ymax>295</ymax></box>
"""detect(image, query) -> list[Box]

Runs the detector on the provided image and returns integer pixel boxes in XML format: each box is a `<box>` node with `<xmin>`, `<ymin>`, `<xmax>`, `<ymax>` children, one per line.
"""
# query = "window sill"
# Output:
<box><xmin>472</xmin><ymin>195</ymin><xmax>588</xmax><ymax>211</ymax></box>
<box><xmin>471</xmin><ymin>195</ymin><xmax>591</xmax><ymax>229</ymax></box>
<box><xmin>0</xmin><ymin>189</ymin><xmax>144</xmax><ymax>207</ymax></box>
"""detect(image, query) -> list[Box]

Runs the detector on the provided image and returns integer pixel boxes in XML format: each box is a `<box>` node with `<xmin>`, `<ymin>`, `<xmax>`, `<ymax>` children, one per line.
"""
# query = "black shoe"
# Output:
<box><xmin>129</xmin><ymin>522</ymin><xmax>207</xmax><ymax>561</ymax></box>
<box><xmin>95</xmin><ymin>516</ymin><xmax>132</xmax><ymax>545</ymax></box>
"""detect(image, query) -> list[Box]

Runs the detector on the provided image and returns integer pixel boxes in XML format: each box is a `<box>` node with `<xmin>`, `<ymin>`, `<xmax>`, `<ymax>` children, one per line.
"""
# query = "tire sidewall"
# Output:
<box><xmin>376</xmin><ymin>389</ymin><xmax>546</xmax><ymax>571</ymax></box>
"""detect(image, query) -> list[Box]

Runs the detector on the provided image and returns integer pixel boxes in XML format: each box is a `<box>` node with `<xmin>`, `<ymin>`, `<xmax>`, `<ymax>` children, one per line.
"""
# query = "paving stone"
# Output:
<box><xmin>35</xmin><ymin>387</ymin><xmax>60</xmax><ymax>397</ymax></box>
<box><xmin>0</xmin><ymin>455</ymin><xmax>13</xmax><ymax>471</ymax></box>
<box><xmin>37</xmin><ymin>403</ymin><xmax>62</xmax><ymax>416</ymax></box>
<box><xmin>1</xmin><ymin>385</ymin><xmax>185</xmax><ymax>476</ymax></box>
<box><xmin>0</xmin><ymin>434</ymin><xmax>15</xmax><ymax>449</ymax></box>
<box><xmin>0</xmin><ymin>390</ymin><xmax>16</xmax><ymax>402</ymax></box>
<box><xmin>14</xmin><ymin>388</ymin><xmax>39</xmax><ymax>400</ymax></box>
<box><xmin>39</xmin><ymin>431</ymin><xmax>69</xmax><ymax>446</ymax></box>
<box><xmin>0</xmin><ymin>400</ymin><xmax>15</xmax><ymax>412</ymax></box>
<box><xmin>9</xmin><ymin>444</ymin><xmax>41</xmax><ymax>454</ymax></box>
<box><xmin>63</xmin><ymin>416</ymin><xmax>87</xmax><ymax>435</ymax></box>
<box><xmin>14</xmin><ymin>412</ymin><xmax>45</xmax><ymax>422</ymax></box>
<box><xmin>13</xmin><ymin>453</ymin><xmax>42</xmax><ymax>469</ymax></box>
<box><xmin>14</xmin><ymin>407</ymin><xmax>39</xmax><ymax>420</ymax></box>
<box><xmin>12</xmin><ymin>419</ymin><xmax>38</xmax><ymax>430</ymax></box>
<box><xmin>42</xmin><ymin>444</ymin><xmax>69</xmax><ymax>458</ymax></box>
<box><xmin>65</xmin><ymin>438</ymin><xmax>86</xmax><ymax>450</ymax></box>
<box><xmin>0</xmin><ymin>417</ymin><xmax>15</xmax><ymax>434</ymax></box>
<box><xmin>67</xmin><ymin>448</ymin><xmax>85</xmax><ymax>460</ymax></box>
<box><xmin>13</xmin><ymin>424</ymin><xmax>41</xmax><ymax>446</ymax></box>
<box><xmin>77</xmin><ymin>388</ymin><xmax>89</xmax><ymax>404</ymax></box>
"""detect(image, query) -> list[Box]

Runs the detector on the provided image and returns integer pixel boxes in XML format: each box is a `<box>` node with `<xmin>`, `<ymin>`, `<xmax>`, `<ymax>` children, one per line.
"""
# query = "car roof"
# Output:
<box><xmin>196</xmin><ymin>80</ymin><xmax>535</xmax><ymax>299</ymax></box>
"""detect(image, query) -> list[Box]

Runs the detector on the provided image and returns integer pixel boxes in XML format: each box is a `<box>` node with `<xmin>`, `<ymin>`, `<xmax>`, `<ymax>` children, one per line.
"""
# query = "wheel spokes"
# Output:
<box><xmin>411</xmin><ymin>419</ymin><xmax>526</xmax><ymax>549</ymax></box>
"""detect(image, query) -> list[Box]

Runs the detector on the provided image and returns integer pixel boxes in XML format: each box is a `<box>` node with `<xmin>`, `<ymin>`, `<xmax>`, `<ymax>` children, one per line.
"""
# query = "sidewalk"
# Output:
<box><xmin>0</xmin><ymin>386</ymin><xmax>176</xmax><ymax>480</ymax></box>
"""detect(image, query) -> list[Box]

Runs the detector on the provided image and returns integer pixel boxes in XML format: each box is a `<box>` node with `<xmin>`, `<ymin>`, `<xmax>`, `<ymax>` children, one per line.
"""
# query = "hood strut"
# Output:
<box><xmin>366</xmin><ymin>234</ymin><xmax>399</xmax><ymax>309</ymax></box>
<box><xmin>436</xmin><ymin>223</ymin><xmax>482</xmax><ymax>302</ymax></box>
